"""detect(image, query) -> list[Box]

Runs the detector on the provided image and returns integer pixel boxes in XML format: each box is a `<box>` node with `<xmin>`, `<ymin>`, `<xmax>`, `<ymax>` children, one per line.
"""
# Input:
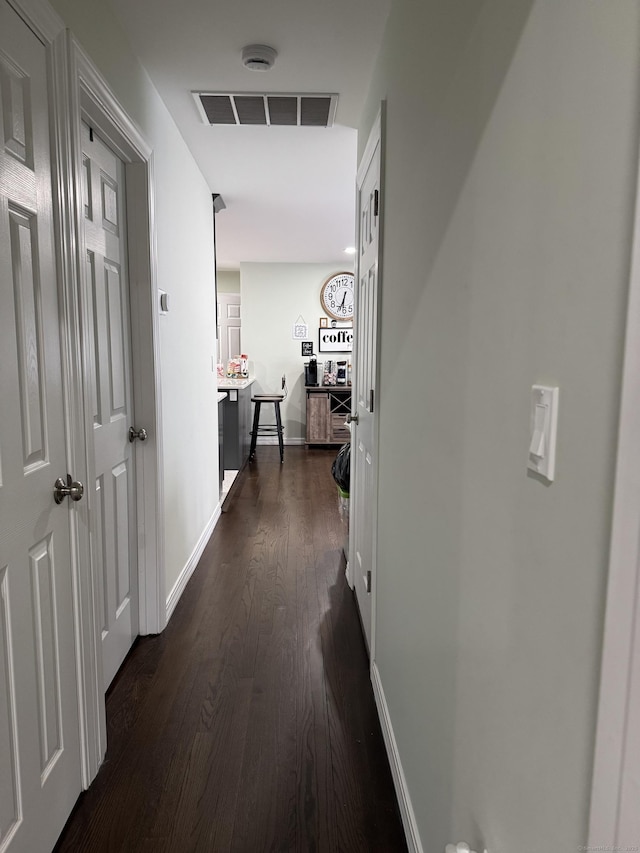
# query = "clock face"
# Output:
<box><xmin>321</xmin><ymin>272</ymin><xmax>354</xmax><ymax>320</ymax></box>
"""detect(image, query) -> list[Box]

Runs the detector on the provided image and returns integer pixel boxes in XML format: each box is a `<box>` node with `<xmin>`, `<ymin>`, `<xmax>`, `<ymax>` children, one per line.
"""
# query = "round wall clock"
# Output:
<box><xmin>320</xmin><ymin>272</ymin><xmax>354</xmax><ymax>320</ymax></box>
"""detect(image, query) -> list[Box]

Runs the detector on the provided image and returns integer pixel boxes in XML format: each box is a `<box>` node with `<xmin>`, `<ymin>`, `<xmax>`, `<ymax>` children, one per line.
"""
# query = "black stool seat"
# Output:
<box><xmin>249</xmin><ymin>394</ymin><xmax>285</xmax><ymax>463</ymax></box>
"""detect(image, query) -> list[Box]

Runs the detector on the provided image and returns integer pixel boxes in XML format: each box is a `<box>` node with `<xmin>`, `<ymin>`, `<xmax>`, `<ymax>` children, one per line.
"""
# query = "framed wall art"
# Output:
<box><xmin>318</xmin><ymin>326</ymin><xmax>353</xmax><ymax>353</ymax></box>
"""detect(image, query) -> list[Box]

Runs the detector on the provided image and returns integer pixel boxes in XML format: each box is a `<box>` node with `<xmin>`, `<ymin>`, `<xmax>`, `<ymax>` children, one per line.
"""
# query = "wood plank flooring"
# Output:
<box><xmin>54</xmin><ymin>447</ymin><xmax>407</xmax><ymax>853</ymax></box>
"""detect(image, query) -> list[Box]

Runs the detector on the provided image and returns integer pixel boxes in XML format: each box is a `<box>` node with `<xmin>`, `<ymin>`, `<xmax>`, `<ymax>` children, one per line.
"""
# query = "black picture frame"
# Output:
<box><xmin>301</xmin><ymin>341</ymin><xmax>314</xmax><ymax>356</ymax></box>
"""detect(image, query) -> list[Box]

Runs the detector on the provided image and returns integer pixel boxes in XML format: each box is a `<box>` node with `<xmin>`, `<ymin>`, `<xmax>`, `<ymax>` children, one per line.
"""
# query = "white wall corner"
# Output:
<box><xmin>165</xmin><ymin>505</ymin><xmax>222</xmax><ymax>624</ymax></box>
<box><xmin>371</xmin><ymin>661</ymin><xmax>423</xmax><ymax>853</ymax></box>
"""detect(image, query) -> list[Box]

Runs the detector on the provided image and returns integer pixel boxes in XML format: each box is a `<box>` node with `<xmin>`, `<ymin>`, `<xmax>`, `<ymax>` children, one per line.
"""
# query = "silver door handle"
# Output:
<box><xmin>346</xmin><ymin>413</ymin><xmax>358</xmax><ymax>424</ymax></box>
<box><xmin>54</xmin><ymin>474</ymin><xmax>84</xmax><ymax>504</ymax></box>
<box><xmin>128</xmin><ymin>427</ymin><xmax>148</xmax><ymax>442</ymax></box>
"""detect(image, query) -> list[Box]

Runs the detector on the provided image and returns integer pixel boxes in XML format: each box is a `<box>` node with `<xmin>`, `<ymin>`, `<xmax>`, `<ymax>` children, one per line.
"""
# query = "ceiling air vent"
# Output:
<box><xmin>193</xmin><ymin>92</ymin><xmax>338</xmax><ymax>128</ymax></box>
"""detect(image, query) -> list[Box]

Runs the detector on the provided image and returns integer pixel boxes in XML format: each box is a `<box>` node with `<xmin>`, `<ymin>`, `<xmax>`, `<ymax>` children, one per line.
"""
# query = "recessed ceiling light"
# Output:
<box><xmin>344</xmin><ymin>246</ymin><xmax>356</xmax><ymax>255</ymax></box>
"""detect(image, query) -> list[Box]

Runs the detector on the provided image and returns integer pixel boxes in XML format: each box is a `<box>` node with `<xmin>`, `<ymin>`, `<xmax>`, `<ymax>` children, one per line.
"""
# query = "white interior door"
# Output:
<box><xmin>588</xmin><ymin>77</ymin><xmax>640</xmax><ymax>846</ymax></box>
<box><xmin>81</xmin><ymin>123</ymin><xmax>139</xmax><ymax>689</ymax></box>
<box><xmin>0</xmin><ymin>2</ymin><xmax>82</xmax><ymax>849</ymax></box>
<box><xmin>350</xmin><ymin>116</ymin><xmax>382</xmax><ymax>654</ymax></box>
<box><xmin>217</xmin><ymin>291</ymin><xmax>241</xmax><ymax>369</ymax></box>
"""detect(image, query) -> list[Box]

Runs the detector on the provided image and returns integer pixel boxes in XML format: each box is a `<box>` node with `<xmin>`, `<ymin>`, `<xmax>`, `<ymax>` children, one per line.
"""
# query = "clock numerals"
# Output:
<box><xmin>321</xmin><ymin>272</ymin><xmax>355</xmax><ymax>320</ymax></box>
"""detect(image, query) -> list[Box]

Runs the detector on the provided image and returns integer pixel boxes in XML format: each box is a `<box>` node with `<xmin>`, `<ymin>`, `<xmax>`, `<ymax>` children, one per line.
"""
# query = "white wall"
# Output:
<box><xmin>241</xmin><ymin>262</ymin><xmax>353</xmax><ymax>441</ymax></box>
<box><xmin>51</xmin><ymin>0</ymin><xmax>220</xmax><ymax>601</ymax></box>
<box><xmin>360</xmin><ymin>1</ymin><xmax>640</xmax><ymax>851</ymax></box>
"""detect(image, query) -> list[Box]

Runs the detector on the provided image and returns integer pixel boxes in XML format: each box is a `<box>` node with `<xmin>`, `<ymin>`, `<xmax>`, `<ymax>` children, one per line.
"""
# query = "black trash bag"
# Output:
<box><xmin>331</xmin><ymin>442</ymin><xmax>351</xmax><ymax>495</ymax></box>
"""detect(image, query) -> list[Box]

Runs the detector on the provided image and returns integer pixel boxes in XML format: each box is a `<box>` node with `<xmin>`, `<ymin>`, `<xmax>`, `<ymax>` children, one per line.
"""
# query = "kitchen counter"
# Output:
<box><xmin>305</xmin><ymin>384</ymin><xmax>351</xmax><ymax>390</ymax></box>
<box><xmin>218</xmin><ymin>376</ymin><xmax>255</xmax><ymax>390</ymax></box>
<box><xmin>217</xmin><ymin>391</ymin><xmax>227</xmax><ymax>403</ymax></box>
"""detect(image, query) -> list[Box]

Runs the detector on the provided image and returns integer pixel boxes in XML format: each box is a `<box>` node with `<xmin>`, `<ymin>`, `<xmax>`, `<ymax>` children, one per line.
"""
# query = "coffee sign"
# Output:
<box><xmin>318</xmin><ymin>327</ymin><xmax>353</xmax><ymax>353</ymax></box>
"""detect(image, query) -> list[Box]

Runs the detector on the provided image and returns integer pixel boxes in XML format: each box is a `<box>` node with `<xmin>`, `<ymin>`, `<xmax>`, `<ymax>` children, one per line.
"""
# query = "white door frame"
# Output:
<box><xmin>588</xmin><ymin>101</ymin><xmax>640</xmax><ymax>844</ymax></box>
<box><xmin>8</xmin><ymin>0</ymin><xmax>165</xmax><ymax>786</ymax></box>
<box><xmin>349</xmin><ymin>106</ymin><xmax>385</xmax><ymax>663</ymax></box>
<box><xmin>65</xmin><ymin>39</ymin><xmax>166</xmax><ymax>781</ymax></box>
<box><xmin>70</xmin><ymin>41</ymin><xmax>165</xmax><ymax>639</ymax></box>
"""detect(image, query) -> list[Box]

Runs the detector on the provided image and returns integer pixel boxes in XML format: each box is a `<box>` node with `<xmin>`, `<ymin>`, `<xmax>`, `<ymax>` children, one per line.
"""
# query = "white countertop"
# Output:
<box><xmin>217</xmin><ymin>376</ymin><xmax>255</xmax><ymax>390</ymax></box>
<box><xmin>217</xmin><ymin>392</ymin><xmax>227</xmax><ymax>403</ymax></box>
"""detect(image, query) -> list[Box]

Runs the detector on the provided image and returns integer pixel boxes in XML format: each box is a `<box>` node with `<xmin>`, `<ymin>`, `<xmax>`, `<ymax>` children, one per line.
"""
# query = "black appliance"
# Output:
<box><xmin>305</xmin><ymin>357</ymin><xmax>319</xmax><ymax>386</ymax></box>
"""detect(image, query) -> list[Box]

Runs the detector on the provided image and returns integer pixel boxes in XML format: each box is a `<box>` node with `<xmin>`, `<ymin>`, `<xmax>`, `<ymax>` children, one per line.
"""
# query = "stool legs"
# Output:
<box><xmin>274</xmin><ymin>401</ymin><xmax>284</xmax><ymax>463</ymax></box>
<box><xmin>249</xmin><ymin>400</ymin><xmax>261</xmax><ymax>461</ymax></box>
<box><xmin>249</xmin><ymin>399</ymin><xmax>284</xmax><ymax>463</ymax></box>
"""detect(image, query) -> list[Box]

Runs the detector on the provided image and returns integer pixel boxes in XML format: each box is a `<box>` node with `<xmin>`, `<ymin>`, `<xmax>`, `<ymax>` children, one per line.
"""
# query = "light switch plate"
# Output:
<box><xmin>528</xmin><ymin>385</ymin><xmax>559</xmax><ymax>481</ymax></box>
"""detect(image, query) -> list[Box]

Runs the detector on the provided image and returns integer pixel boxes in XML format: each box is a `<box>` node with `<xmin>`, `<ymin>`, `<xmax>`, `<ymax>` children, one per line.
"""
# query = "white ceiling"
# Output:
<box><xmin>106</xmin><ymin>0</ymin><xmax>390</xmax><ymax>269</ymax></box>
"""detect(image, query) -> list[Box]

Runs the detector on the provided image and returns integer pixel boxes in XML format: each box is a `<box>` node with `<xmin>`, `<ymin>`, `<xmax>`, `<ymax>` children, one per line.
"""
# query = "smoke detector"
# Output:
<box><xmin>242</xmin><ymin>44</ymin><xmax>277</xmax><ymax>72</ymax></box>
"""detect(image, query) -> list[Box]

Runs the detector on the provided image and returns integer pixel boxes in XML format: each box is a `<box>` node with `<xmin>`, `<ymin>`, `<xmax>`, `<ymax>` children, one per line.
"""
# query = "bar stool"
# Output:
<box><xmin>249</xmin><ymin>376</ymin><xmax>287</xmax><ymax>463</ymax></box>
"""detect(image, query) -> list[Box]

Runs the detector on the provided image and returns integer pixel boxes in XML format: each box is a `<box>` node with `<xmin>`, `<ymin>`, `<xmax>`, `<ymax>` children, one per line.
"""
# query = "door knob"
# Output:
<box><xmin>54</xmin><ymin>474</ymin><xmax>84</xmax><ymax>504</ymax></box>
<box><xmin>346</xmin><ymin>413</ymin><xmax>359</xmax><ymax>425</ymax></box>
<box><xmin>128</xmin><ymin>427</ymin><xmax>148</xmax><ymax>442</ymax></box>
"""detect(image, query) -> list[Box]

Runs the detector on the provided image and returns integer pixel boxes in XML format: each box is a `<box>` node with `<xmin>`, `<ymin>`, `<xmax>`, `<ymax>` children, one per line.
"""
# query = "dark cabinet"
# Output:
<box><xmin>221</xmin><ymin>384</ymin><xmax>252</xmax><ymax>470</ymax></box>
<box><xmin>218</xmin><ymin>397</ymin><xmax>225</xmax><ymax>493</ymax></box>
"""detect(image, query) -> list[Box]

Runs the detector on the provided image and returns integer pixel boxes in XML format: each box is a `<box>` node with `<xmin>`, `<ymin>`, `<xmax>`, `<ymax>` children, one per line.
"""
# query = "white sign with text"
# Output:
<box><xmin>318</xmin><ymin>327</ymin><xmax>353</xmax><ymax>352</ymax></box>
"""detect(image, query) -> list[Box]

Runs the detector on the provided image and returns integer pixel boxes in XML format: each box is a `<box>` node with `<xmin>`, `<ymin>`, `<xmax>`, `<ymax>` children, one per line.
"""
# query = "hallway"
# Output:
<box><xmin>54</xmin><ymin>447</ymin><xmax>406</xmax><ymax>852</ymax></box>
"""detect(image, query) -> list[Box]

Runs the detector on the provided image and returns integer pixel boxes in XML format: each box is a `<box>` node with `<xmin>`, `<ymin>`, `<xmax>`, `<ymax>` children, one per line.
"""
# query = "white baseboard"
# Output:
<box><xmin>165</xmin><ymin>503</ymin><xmax>221</xmax><ymax>623</ymax></box>
<box><xmin>371</xmin><ymin>661</ymin><xmax>423</xmax><ymax>853</ymax></box>
<box><xmin>345</xmin><ymin>559</ymin><xmax>354</xmax><ymax>589</ymax></box>
<box><xmin>256</xmin><ymin>436</ymin><xmax>306</xmax><ymax>445</ymax></box>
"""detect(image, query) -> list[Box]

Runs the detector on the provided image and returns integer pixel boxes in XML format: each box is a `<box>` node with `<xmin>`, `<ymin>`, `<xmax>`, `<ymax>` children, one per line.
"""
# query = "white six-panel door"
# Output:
<box><xmin>217</xmin><ymin>292</ymin><xmax>241</xmax><ymax>370</ymax></box>
<box><xmin>350</xmin><ymin>121</ymin><xmax>382</xmax><ymax>654</ymax></box>
<box><xmin>81</xmin><ymin>122</ymin><xmax>139</xmax><ymax>690</ymax></box>
<box><xmin>0</xmin><ymin>2</ymin><xmax>82</xmax><ymax>849</ymax></box>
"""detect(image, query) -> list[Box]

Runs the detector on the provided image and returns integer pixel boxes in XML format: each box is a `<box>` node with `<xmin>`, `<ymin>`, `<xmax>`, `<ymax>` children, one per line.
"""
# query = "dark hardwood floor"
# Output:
<box><xmin>54</xmin><ymin>447</ymin><xmax>407</xmax><ymax>853</ymax></box>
